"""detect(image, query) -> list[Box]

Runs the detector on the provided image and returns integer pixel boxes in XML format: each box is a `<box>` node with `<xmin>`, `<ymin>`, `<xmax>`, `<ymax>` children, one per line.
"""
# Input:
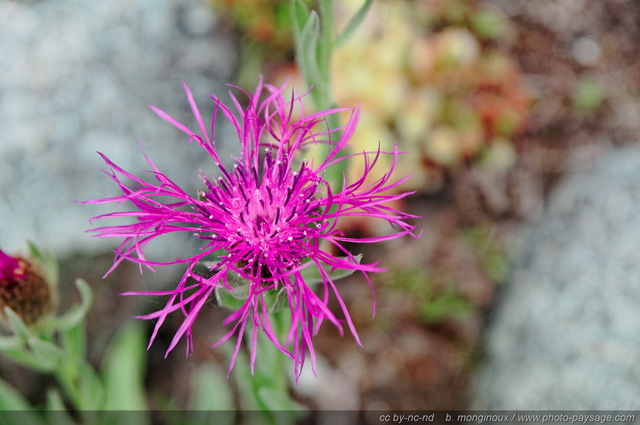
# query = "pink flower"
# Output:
<box><xmin>84</xmin><ymin>79</ymin><xmax>419</xmax><ymax>379</ymax></box>
<box><xmin>0</xmin><ymin>250</ymin><xmax>26</xmax><ymax>283</ymax></box>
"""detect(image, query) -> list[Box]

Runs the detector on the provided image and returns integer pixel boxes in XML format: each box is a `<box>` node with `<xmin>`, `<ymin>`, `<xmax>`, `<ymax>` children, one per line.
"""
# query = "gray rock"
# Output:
<box><xmin>474</xmin><ymin>147</ymin><xmax>640</xmax><ymax>409</ymax></box>
<box><xmin>0</xmin><ymin>0</ymin><xmax>237</xmax><ymax>257</ymax></box>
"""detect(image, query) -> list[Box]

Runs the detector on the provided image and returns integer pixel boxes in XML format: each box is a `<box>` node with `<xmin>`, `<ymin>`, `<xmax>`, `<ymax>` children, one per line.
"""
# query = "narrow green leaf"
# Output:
<box><xmin>101</xmin><ymin>322</ymin><xmax>148</xmax><ymax>415</ymax></box>
<box><xmin>0</xmin><ymin>412</ymin><xmax>45</xmax><ymax>425</ymax></box>
<box><xmin>291</xmin><ymin>0</ymin><xmax>330</xmax><ymax>106</ymax></box>
<box><xmin>220</xmin><ymin>343</ymin><xmax>264</xmax><ymax>411</ymax></box>
<box><xmin>75</xmin><ymin>361</ymin><xmax>105</xmax><ymax>410</ymax></box>
<box><xmin>187</xmin><ymin>363</ymin><xmax>234</xmax><ymax>414</ymax></box>
<box><xmin>0</xmin><ymin>378</ymin><xmax>47</xmax><ymax>425</ymax></box>
<box><xmin>184</xmin><ymin>411</ymin><xmax>235</xmax><ymax>425</ymax></box>
<box><xmin>290</xmin><ymin>0</ymin><xmax>311</xmax><ymax>36</ymax></box>
<box><xmin>27</xmin><ymin>337</ymin><xmax>62</xmax><ymax>370</ymax></box>
<box><xmin>335</xmin><ymin>0</ymin><xmax>373</xmax><ymax>47</ymax></box>
<box><xmin>3</xmin><ymin>307</ymin><xmax>32</xmax><ymax>343</ymax></box>
<box><xmin>0</xmin><ymin>346</ymin><xmax>55</xmax><ymax>372</ymax></box>
<box><xmin>45</xmin><ymin>411</ymin><xmax>76</xmax><ymax>425</ymax></box>
<box><xmin>257</xmin><ymin>387</ymin><xmax>307</xmax><ymax>412</ymax></box>
<box><xmin>45</xmin><ymin>389</ymin><xmax>77</xmax><ymax>425</ymax></box>
<box><xmin>0</xmin><ymin>335</ymin><xmax>21</xmax><ymax>351</ymax></box>
<box><xmin>60</xmin><ymin>321</ymin><xmax>86</xmax><ymax>365</ymax></box>
<box><xmin>317</xmin><ymin>0</ymin><xmax>334</xmax><ymax>81</ymax></box>
<box><xmin>253</xmin><ymin>337</ymin><xmax>284</xmax><ymax>389</ymax></box>
<box><xmin>45</xmin><ymin>388</ymin><xmax>66</xmax><ymax>410</ymax></box>
<box><xmin>298</xmin><ymin>11</ymin><xmax>322</xmax><ymax>86</ymax></box>
<box><xmin>0</xmin><ymin>377</ymin><xmax>36</xmax><ymax>410</ymax></box>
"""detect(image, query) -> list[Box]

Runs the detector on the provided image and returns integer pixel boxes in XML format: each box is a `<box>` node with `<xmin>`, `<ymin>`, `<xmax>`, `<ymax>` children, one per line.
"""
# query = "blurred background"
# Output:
<box><xmin>1</xmin><ymin>0</ymin><xmax>640</xmax><ymax>418</ymax></box>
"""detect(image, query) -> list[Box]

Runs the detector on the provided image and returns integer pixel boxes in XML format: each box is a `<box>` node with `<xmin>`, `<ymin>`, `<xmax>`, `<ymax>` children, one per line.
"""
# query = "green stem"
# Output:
<box><xmin>318</xmin><ymin>0</ymin><xmax>348</xmax><ymax>193</ymax></box>
<box><xmin>228</xmin><ymin>307</ymin><xmax>305</xmax><ymax>424</ymax></box>
<box><xmin>271</xmin><ymin>310</ymin><xmax>288</xmax><ymax>390</ymax></box>
<box><xmin>317</xmin><ymin>0</ymin><xmax>333</xmax><ymax>105</ymax></box>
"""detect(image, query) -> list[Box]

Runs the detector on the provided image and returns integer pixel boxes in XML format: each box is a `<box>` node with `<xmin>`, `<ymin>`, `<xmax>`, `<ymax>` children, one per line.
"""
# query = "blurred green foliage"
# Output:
<box><xmin>573</xmin><ymin>76</ymin><xmax>605</xmax><ymax>114</ymax></box>
<box><xmin>461</xmin><ymin>226</ymin><xmax>509</xmax><ymax>284</ymax></box>
<box><xmin>385</xmin><ymin>226</ymin><xmax>507</xmax><ymax>325</ymax></box>
<box><xmin>0</xmin><ymin>246</ymin><xmax>302</xmax><ymax>424</ymax></box>
<box><xmin>212</xmin><ymin>0</ymin><xmax>531</xmax><ymax>194</ymax></box>
<box><xmin>387</xmin><ymin>268</ymin><xmax>472</xmax><ymax>325</ymax></box>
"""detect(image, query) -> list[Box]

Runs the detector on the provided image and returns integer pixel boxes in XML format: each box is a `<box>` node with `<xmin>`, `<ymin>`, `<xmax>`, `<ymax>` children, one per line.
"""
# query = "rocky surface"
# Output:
<box><xmin>474</xmin><ymin>147</ymin><xmax>640</xmax><ymax>409</ymax></box>
<box><xmin>0</xmin><ymin>0</ymin><xmax>237</xmax><ymax>257</ymax></box>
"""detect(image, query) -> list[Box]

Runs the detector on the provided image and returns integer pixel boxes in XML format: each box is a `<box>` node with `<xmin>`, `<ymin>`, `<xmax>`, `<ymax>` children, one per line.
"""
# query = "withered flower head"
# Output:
<box><xmin>0</xmin><ymin>249</ymin><xmax>53</xmax><ymax>326</ymax></box>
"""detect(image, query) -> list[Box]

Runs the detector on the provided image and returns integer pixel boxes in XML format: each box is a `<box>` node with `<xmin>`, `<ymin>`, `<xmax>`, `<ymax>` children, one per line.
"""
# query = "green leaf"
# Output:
<box><xmin>219</xmin><ymin>342</ymin><xmax>269</xmax><ymax>412</ymax></box>
<box><xmin>185</xmin><ymin>363</ymin><xmax>236</xmax><ymax>425</ymax></box>
<box><xmin>60</xmin><ymin>321</ymin><xmax>86</xmax><ymax>365</ymax></box>
<box><xmin>0</xmin><ymin>346</ymin><xmax>55</xmax><ymax>373</ymax></box>
<box><xmin>45</xmin><ymin>411</ymin><xmax>76</xmax><ymax>425</ymax></box>
<box><xmin>46</xmin><ymin>279</ymin><xmax>93</xmax><ymax>331</ymax></box>
<box><xmin>0</xmin><ymin>412</ymin><xmax>45</xmax><ymax>425</ymax></box>
<box><xmin>3</xmin><ymin>307</ymin><xmax>32</xmax><ymax>344</ymax></box>
<box><xmin>188</xmin><ymin>363</ymin><xmax>234</xmax><ymax>411</ymax></box>
<box><xmin>335</xmin><ymin>0</ymin><xmax>373</xmax><ymax>47</ymax></box>
<box><xmin>215</xmin><ymin>287</ymin><xmax>248</xmax><ymax>311</ymax></box>
<box><xmin>55</xmin><ymin>320</ymin><xmax>102</xmax><ymax>411</ymax></box>
<box><xmin>74</xmin><ymin>361</ymin><xmax>105</xmax><ymax>411</ymax></box>
<box><xmin>296</xmin><ymin>11</ymin><xmax>322</xmax><ymax>87</ymax></box>
<box><xmin>101</xmin><ymin>322</ymin><xmax>148</xmax><ymax>414</ymax></box>
<box><xmin>317</xmin><ymin>0</ymin><xmax>334</xmax><ymax>79</ymax></box>
<box><xmin>291</xmin><ymin>0</ymin><xmax>325</xmax><ymax>94</ymax></box>
<box><xmin>220</xmin><ymin>312</ymin><xmax>306</xmax><ymax>425</ymax></box>
<box><xmin>252</xmin><ymin>317</ymin><xmax>288</xmax><ymax>386</ymax></box>
<box><xmin>0</xmin><ymin>378</ymin><xmax>47</xmax><ymax>425</ymax></box>
<box><xmin>299</xmin><ymin>254</ymin><xmax>362</xmax><ymax>285</ymax></box>
<box><xmin>0</xmin><ymin>377</ymin><xmax>36</xmax><ymax>410</ymax></box>
<box><xmin>214</xmin><ymin>269</ymin><xmax>253</xmax><ymax>311</ymax></box>
<box><xmin>45</xmin><ymin>388</ymin><xmax>66</xmax><ymax>410</ymax></box>
<box><xmin>27</xmin><ymin>337</ymin><xmax>62</xmax><ymax>370</ymax></box>
<box><xmin>290</xmin><ymin>0</ymin><xmax>311</xmax><ymax>36</ymax></box>
<box><xmin>27</xmin><ymin>241</ymin><xmax>59</xmax><ymax>286</ymax></box>
<box><xmin>257</xmin><ymin>387</ymin><xmax>307</xmax><ymax>413</ymax></box>
<box><xmin>184</xmin><ymin>412</ymin><xmax>235</xmax><ymax>425</ymax></box>
<box><xmin>0</xmin><ymin>334</ymin><xmax>21</xmax><ymax>351</ymax></box>
<box><xmin>45</xmin><ymin>390</ymin><xmax>77</xmax><ymax>425</ymax></box>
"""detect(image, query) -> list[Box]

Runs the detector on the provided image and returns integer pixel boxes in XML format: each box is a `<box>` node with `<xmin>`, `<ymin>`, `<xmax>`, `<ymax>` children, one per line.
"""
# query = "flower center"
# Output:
<box><xmin>196</xmin><ymin>149</ymin><xmax>325</xmax><ymax>267</ymax></box>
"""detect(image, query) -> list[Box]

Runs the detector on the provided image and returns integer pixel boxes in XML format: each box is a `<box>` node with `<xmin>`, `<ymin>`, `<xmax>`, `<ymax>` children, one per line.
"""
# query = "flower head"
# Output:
<box><xmin>85</xmin><ymin>79</ymin><xmax>418</xmax><ymax>379</ymax></box>
<box><xmin>0</xmin><ymin>249</ymin><xmax>53</xmax><ymax>326</ymax></box>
